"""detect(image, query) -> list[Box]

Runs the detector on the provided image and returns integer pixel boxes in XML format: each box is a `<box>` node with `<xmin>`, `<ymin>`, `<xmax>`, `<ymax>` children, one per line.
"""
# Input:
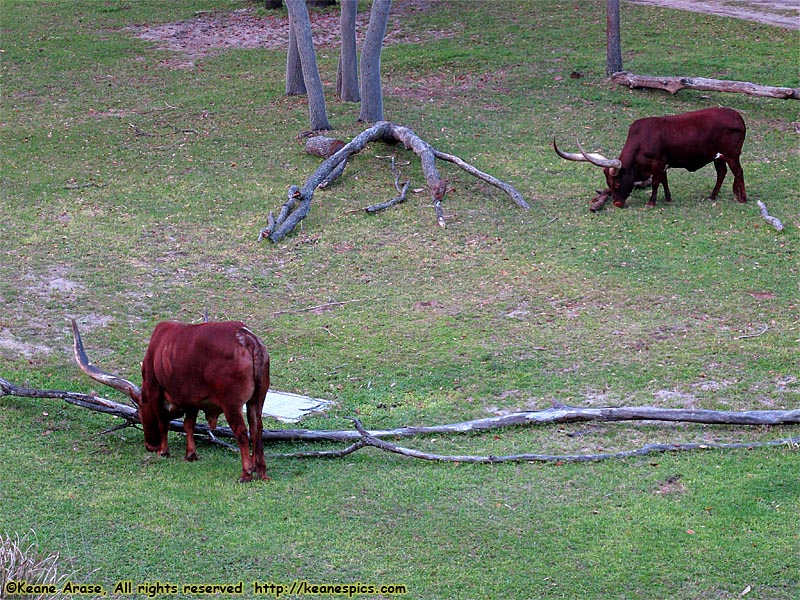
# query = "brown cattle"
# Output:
<box><xmin>554</xmin><ymin>107</ymin><xmax>747</xmax><ymax>208</ymax></box>
<box><xmin>72</xmin><ymin>319</ymin><xmax>270</xmax><ymax>482</ymax></box>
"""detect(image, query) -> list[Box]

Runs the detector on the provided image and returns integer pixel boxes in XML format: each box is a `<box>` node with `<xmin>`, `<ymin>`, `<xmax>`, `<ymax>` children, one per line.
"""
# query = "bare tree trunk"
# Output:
<box><xmin>358</xmin><ymin>0</ymin><xmax>391</xmax><ymax>123</ymax></box>
<box><xmin>337</xmin><ymin>0</ymin><xmax>360</xmax><ymax>102</ymax></box>
<box><xmin>606</xmin><ymin>0</ymin><xmax>623</xmax><ymax>75</ymax></box>
<box><xmin>285</xmin><ymin>0</ymin><xmax>332</xmax><ymax>130</ymax></box>
<box><xmin>285</xmin><ymin>16</ymin><xmax>306</xmax><ymax>96</ymax></box>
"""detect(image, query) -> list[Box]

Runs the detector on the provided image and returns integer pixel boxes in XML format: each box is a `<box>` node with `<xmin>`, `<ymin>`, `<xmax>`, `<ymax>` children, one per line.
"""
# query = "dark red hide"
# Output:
<box><xmin>140</xmin><ymin>321</ymin><xmax>270</xmax><ymax>482</ymax></box>
<box><xmin>555</xmin><ymin>107</ymin><xmax>747</xmax><ymax>208</ymax></box>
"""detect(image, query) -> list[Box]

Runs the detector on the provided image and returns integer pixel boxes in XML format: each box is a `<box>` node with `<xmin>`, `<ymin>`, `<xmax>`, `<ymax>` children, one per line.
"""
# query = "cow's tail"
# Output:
<box><xmin>240</xmin><ymin>326</ymin><xmax>269</xmax><ymax>479</ymax></box>
<box><xmin>240</xmin><ymin>326</ymin><xmax>270</xmax><ymax>410</ymax></box>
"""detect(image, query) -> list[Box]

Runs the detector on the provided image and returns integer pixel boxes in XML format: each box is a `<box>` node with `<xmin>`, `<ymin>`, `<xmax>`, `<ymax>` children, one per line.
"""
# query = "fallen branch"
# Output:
<box><xmin>259</xmin><ymin>121</ymin><xmax>527</xmax><ymax>242</ymax></box>
<box><xmin>757</xmin><ymin>200</ymin><xmax>784</xmax><ymax>231</ymax></box>
<box><xmin>587</xmin><ymin>179</ymin><xmax>651</xmax><ymax>212</ymax></box>
<box><xmin>270</xmin><ymin>298</ymin><xmax>369</xmax><ymax>316</ymax></box>
<box><xmin>611</xmin><ymin>71</ymin><xmax>800</xmax><ymax>100</ymax></box>
<box><xmin>64</xmin><ymin>181</ymin><xmax>105</xmax><ymax>190</ymax></box>
<box><xmin>365</xmin><ymin>155</ymin><xmax>410</xmax><ymax>213</ymax></box>
<box><xmin>344</xmin><ymin>418</ymin><xmax>800</xmax><ymax>464</ymax></box>
<box><xmin>3</xmin><ymin>376</ymin><xmax>799</xmax><ymax>445</ymax></box>
<box><xmin>590</xmin><ymin>189</ymin><xmax>612</xmax><ymax>212</ymax></box>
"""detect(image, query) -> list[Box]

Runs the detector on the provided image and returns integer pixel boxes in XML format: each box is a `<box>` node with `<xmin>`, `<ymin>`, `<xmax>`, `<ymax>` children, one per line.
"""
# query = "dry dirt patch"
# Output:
<box><xmin>127</xmin><ymin>1</ymin><xmax>447</xmax><ymax>68</ymax></box>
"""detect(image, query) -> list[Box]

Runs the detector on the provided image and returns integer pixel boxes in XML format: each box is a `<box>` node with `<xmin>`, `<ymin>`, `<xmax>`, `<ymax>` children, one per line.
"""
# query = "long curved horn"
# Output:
<box><xmin>553</xmin><ymin>138</ymin><xmax>589</xmax><ymax>162</ymax></box>
<box><xmin>576</xmin><ymin>139</ymin><xmax>622</xmax><ymax>170</ymax></box>
<box><xmin>71</xmin><ymin>319</ymin><xmax>142</xmax><ymax>405</ymax></box>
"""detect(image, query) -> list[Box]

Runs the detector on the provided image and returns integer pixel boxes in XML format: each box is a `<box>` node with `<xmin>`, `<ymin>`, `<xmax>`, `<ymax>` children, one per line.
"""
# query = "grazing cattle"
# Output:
<box><xmin>72</xmin><ymin>319</ymin><xmax>270</xmax><ymax>482</ymax></box>
<box><xmin>554</xmin><ymin>107</ymin><xmax>747</xmax><ymax>208</ymax></box>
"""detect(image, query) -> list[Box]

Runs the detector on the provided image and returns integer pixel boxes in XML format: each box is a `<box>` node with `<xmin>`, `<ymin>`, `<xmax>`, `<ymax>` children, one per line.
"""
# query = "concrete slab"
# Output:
<box><xmin>263</xmin><ymin>390</ymin><xmax>334</xmax><ymax>423</ymax></box>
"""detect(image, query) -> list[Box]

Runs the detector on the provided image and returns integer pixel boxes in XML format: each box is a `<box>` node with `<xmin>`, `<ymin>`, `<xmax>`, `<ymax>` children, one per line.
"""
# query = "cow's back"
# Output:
<box><xmin>624</xmin><ymin>107</ymin><xmax>745</xmax><ymax>170</ymax></box>
<box><xmin>143</xmin><ymin>321</ymin><xmax>261</xmax><ymax>408</ymax></box>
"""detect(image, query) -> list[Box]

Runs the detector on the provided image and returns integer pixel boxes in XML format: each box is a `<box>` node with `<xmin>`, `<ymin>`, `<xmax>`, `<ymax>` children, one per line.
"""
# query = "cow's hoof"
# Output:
<box><xmin>185</xmin><ymin>452</ymin><xmax>199</xmax><ymax>462</ymax></box>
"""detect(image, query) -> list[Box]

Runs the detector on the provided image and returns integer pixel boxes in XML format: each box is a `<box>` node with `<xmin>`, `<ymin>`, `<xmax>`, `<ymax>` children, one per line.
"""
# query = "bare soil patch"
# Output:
<box><xmin>127</xmin><ymin>1</ymin><xmax>448</xmax><ymax>69</ymax></box>
<box><xmin>127</xmin><ymin>1</ymin><xmax>797</xmax><ymax>71</ymax></box>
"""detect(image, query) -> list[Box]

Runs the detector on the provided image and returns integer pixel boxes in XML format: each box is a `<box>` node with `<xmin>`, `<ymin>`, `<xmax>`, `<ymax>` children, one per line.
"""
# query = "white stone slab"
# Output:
<box><xmin>262</xmin><ymin>390</ymin><xmax>333</xmax><ymax>423</ymax></box>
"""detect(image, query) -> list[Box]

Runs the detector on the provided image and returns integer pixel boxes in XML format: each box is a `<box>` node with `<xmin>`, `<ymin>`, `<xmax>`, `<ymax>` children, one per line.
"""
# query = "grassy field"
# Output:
<box><xmin>1</xmin><ymin>1</ymin><xmax>798</xmax><ymax>598</ymax></box>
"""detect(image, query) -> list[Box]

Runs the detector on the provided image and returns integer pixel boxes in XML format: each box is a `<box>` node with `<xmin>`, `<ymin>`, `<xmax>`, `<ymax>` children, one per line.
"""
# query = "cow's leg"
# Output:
<box><xmin>646</xmin><ymin>164</ymin><xmax>669</xmax><ymax>206</ymax></box>
<box><xmin>157</xmin><ymin>411</ymin><xmax>171</xmax><ymax>457</ymax></box>
<box><xmin>220</xmin><ymin>405</ymin><xmax>255</xmax><ymax>482</ymax></box>
<box><xmin>647</xmin><ymin>172</ymin><xmax>663</xmax><ymax>206</ymax></box>
<box><xmin>709</xmin><ymin>158</ymin><xmax>727</xmax><ymax>200</ymax></box>
<box><xmin>183</xmin><ymin>408</ymin><xmax>199</xmax><ymax>461</ymax></box>
<box><xmin>727</xmin><ymin>156</ymin><xmax>747</xmax><ymax>203</ymax></box>
<box><xmin>660</xmin><ymin>172</ymin><xmax>671</xmax><ymax>203</ymax></box>
<box><xmin>246</xmin><ymin>401</ymin><xmax>268</xmax><ymax>481</ymax></box>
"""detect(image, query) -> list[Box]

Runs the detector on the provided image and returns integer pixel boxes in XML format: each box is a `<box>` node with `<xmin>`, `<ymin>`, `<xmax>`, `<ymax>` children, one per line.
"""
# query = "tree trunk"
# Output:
<box><xmin>606</xmin><ymin>0</ymin><xmax>623</xmax><ymax>75</ymax></box>
<box><xmin>358</xmin><ymin>0</ymin><xmax>391</xmax><ymax>123</ymax></box>
<box><xmin>285</xmin><ymin>15</ymin><xmax>307</xmax><ymax>96</ymax></box>
<box><xmin>285</xmin><ymin>0</ymin><xmax>332</xmax><ymax>130</ymax></box>
<box><xmin>337</xmin><ymin>0</ymin><xmax>360</xmax><ymax>102</ymax></box>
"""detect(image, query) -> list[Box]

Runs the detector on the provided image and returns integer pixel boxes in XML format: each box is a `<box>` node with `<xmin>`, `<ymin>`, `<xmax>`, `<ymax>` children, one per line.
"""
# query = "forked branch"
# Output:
<box><xmin>2</xmin><ymin>322</ymin><xmax>797</xmax><ymax>463</ymax></box>
<box><xmin>259</xmin><ymin>121</ymin><xmax>528</xmax><ymax>242</ymax></box>
<box><xmin>3</xmin><ymin>374</ymin><xmax>799</xmax><ymax>462</ymax></box>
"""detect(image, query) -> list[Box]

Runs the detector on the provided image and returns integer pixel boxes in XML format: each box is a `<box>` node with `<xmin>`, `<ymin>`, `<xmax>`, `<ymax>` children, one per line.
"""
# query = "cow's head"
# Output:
<box><xmin>137</xmin><ymin>398</ymin><xmax>163</xmax><ymax>453</ymax></box>
<box><xmin>553</xmin><ymin>139</ymin><xmax>632</xmax><ymax>208</ymax></box>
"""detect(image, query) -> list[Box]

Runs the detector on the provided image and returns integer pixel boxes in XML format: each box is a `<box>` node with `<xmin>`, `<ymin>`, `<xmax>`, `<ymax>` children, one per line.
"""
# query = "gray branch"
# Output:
<box><xmin>260</xmin><ymin>122</ymin><xmax>528</xmax><ymax>242</ymax></box>
<box><xmin>3</xmin><ymin>377</ymin><xmax>799</xmax><ymax>465</ymax></box>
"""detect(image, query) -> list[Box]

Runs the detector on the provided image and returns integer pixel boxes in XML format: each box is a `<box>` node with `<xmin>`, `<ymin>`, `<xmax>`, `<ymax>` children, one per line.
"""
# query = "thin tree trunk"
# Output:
<box><xmin>285</xmin><ymin>15</ymin><xmax>306</xmax><ymax>95</ymax></box>
<box><xmin>606</xmin><ymin>0</ymin><xmax>623</xmax><ymax>75</ymax></box>
<box><xmin>285</xmin><ymin>0</ymin><xmax>331</xmax><ymax>130</ymax></box>
<box><xmin>337</xmin><ymin>0</ymin><xmax>360</xmax><ymax>102</ymax></box>
<box><xmin>358</xmin><ymin>0</ymin><xmax>391</xmax><ymax>123</ymax></box>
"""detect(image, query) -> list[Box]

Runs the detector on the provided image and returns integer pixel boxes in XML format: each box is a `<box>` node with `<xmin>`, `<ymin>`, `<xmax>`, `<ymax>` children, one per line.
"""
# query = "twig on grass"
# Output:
<box><xmin>270</xmin><ymin>298</ymin><xmax>369</xmax><ymax>316</ymax></box>
<box><xmin>735</xmin><ymin>325</ymin><xmax>770</xmax><ymax>340</ymax></box>
<box><xmin>757</xmin><ymin>201</ymin><xmax>784</xmax><ymax>231</ymax></box>
<box><xmin>364</xmin><ymin>154</ymin><xmax>410</xmax><ymax>213</ymax></box>
<box><xmin>128</xmin><ymin>122</ymin><xmax>154</xmax><ymax>137</ymax></box>
<box><xmin>64</xmin><ymin>181</ymin><xmax>105</xmax><ymax>190</ymax></box>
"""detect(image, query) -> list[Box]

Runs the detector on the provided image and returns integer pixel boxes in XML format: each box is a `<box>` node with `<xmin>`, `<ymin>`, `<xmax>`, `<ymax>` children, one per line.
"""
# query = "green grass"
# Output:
<box><xmin>1</xmin><ymin>1</ymin><xmax>799</xmax><ymax>598</ymax></box>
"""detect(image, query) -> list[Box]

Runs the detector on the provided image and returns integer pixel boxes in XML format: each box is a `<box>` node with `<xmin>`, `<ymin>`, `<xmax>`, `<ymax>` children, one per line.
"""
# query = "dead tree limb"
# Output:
<box><xmin>757</xmin><ymin>200</ymin><xmax>785</xmax><ymax>231</ymax></box>
<box><xmin>364</xmin><ymin>155</ymin><xmax>410</xmax><ymax>213</ymax></box>
<box><xmin>431</xmin><ymin>149</ymin><xmax>529</xmax><ymax>210</ymax></box>
<box><xmin>3</xmin><ymin>375</ymin><xmax>799</xmax><ymax>441</ymax></box>
<box><xmin>259</xmin><ymin>121</ymin><xmax>528</xmax><ymax>242</ymax></box>
<box><xmin>611</xmin><ymin>71</ymin><xmax>800</xmax><ymax>99</ymax></box>
<box><xmin>345</xmin><ymin>418</ymin><xmax>800</xmax><ymax>464</ymax></box>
